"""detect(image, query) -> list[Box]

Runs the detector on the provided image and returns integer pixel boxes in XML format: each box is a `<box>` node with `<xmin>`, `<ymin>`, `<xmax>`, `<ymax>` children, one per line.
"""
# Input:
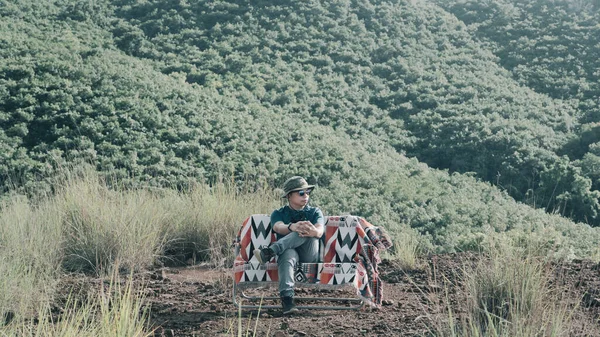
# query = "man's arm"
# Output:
<box><xmin>273</xmin><ymin>220</ymin><xmax>293</xmax><ymax>235</ymax></box>
<box><xmin>273</xmin><ymin>220</ymin><xmax>321</xmax><ymax>237</ymax></box>
<box><xmin>271</xmin><ymin>210</ymin><xmax>290</xmax><ymax>235</ymax></box>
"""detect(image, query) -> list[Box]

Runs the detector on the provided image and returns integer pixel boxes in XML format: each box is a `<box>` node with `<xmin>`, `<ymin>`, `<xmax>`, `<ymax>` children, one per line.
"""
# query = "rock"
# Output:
<box><xmin>296</xmin><ymin>331</ymin><xmax>307</xmax><ymax>336</ymax></box>
<box><xmin>382</xmin><ymin>299</ymin><xmax>394</xmax><ymax>306</ymax></box>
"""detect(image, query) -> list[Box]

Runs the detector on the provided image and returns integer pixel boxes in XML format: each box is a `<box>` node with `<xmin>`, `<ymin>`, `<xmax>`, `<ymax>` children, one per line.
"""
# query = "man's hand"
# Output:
<box><xmin>293</xmin><ymin>221</ymin><xmax>321</xmax><ymax>238</ymax></box>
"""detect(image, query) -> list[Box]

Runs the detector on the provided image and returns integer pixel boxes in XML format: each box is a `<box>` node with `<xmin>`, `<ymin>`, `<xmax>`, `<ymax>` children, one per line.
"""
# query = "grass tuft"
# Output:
<box><xmin>1</xmin><ymin>269</ymin><xmax>152</xmax><ymax>337</ymax></box>
<box><xmin>437</xmin><ymin>238</ymin><xmax>573</xmax><ymax>336</ymax></box>
<box><xmin>383</xmin><ymin>229</ymin><xmax>422</xmax><ymax>270</ymax></box>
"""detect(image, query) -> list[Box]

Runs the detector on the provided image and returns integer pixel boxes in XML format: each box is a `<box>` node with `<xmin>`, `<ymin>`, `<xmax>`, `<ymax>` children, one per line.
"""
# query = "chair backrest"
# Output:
<box><xmin>236</xmin><ymin>214</ymin><xmax>275</xmax><ymax>262</ymax></box>
<box><xmin>234</xmin><ymin>214</ymin><xmax>364</xmax><ymax>264</ymax></box>
<box><xmin>320</xmin><ymin>216</ymin><xmax>363</xmax><ymax>263</ymax></box>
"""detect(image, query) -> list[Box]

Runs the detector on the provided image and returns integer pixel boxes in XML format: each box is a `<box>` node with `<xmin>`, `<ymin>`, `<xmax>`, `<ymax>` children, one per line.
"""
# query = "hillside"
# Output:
<box><xmin>432</xmin><ymin>0</ymin><xmax>600</xmax><ymax>220</ymax></box>
<box><xmin>105</xmin><ymin>0</ymin><xmax>600</xmax><ymax>224</ymax></box>
<box><xmin>433</xmin><ymin>0</ymin><xmax>600</xmax><ymax>122</ymax></box>
<box><xmin>1</xmin><ymin>0</ymin><xmax>600</xmax><ymax>255</ymax></box>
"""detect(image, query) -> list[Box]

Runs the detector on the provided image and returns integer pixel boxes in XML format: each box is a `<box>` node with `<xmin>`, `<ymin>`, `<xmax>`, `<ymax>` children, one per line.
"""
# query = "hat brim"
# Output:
<box><xmin>281</xmin><ymin>185</ymin><xmax>315</xmax><ymax>198</ymax></box>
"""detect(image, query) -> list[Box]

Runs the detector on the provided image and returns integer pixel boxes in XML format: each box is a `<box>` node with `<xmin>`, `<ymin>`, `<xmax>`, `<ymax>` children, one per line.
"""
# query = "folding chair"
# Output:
<box><xmin>232</xmin><ymin>215</ymin><xmax>373</xmax><ymax>310</ymax></box>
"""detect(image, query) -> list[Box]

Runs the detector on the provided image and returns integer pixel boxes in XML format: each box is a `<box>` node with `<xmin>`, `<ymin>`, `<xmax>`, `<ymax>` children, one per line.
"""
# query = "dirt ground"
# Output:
<box><xmin>57</xmin><ymin>253</ymin><xmax>600</xmax><ymax>336</ymax></box>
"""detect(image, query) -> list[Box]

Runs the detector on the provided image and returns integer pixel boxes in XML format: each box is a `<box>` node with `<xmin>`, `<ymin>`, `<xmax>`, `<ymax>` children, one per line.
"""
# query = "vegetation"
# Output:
<box><xmin>1</xmin><ymin>271</ymin><xmax>152</xmax><ymax>337</ymax></box>
<box><xmin>2</xmin><ymin>0</ymin><xmax>600</xmax><ymax>333</ymax></box>
<box><xmin>431</xmin><ymin>0</ymin><xmax>600</xmax><ymax>225</ymax></box>
<box><xmin>1</xmin><ymin>0</ymin><xmax>600</xmax><ymax>227</ymax></box>
<box><xmin>0</xmin><ymin>168</ymin><xmax>278</xmax><ymax>327</ymax></box>
<box><xmin>438</xmin><ymin>239</ymin><xmax>574</xmax><ymax>337</ymax></box>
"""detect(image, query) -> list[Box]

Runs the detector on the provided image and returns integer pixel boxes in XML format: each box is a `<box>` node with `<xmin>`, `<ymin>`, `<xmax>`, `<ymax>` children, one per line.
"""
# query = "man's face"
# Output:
<box><xmin>287</xmin><ymin>189</ymin><xmax>312</xmax><ymax>209</ymax></box>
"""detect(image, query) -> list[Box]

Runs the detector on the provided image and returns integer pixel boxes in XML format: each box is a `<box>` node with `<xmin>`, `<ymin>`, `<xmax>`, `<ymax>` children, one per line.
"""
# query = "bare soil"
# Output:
<box><xmin>56</xmin><ymin>253</ymin><xmax>600</xmax><ymax>337</ymax></box>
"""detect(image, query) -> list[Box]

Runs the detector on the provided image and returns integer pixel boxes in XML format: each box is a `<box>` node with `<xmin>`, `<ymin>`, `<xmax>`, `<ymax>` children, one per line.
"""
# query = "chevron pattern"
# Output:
<box><xmin>233</xmin><ymin>214</ymin><xmax>374</xmax><ymax>302</ymax></box>
<box><xmin>234</xmin><ymin>261</ymin><xmax>279</xmax><ymax>283</ymax></box>
<box><xmin>322</xmin><ymin>216</ymin><xmax>363</xmax><ymax>263</ymax></box>
<box><xmin>316</xmin><ymin>263</ymin><xmax>358</xmax><ymax>285</ymax></box>
<box><xmin>238</xmin><ymin>214</ymin><xmax>276</xmax><ymax>262</ymax></box>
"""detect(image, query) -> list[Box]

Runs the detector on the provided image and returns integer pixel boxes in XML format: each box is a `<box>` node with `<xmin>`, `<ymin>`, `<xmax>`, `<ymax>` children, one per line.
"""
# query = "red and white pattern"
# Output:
<box><xmin>232</xmin><ymin>214</ymin><xmax>392</xmax><ymax>307</ymax></box>
<box><xmin>234</xmin><ymin>215</ymin><xmax>278</xmax><ymax>283</ymax></box>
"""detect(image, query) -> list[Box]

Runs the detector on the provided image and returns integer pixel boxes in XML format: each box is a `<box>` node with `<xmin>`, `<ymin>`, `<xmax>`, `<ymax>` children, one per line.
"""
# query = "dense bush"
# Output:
<box><xmin>432</xmin><ymin>0</ymin><xmax>600</xmax><ymax>223</ymax></box>
<box><xmin>1</xmin><ymin>0</ymin><xmax>600</xmax><ymax>243</ymax></box>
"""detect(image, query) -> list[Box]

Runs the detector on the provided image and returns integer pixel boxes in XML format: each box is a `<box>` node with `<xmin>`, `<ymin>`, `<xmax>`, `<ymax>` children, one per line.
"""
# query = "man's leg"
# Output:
<box><xmin>277</xmin><ymin>248</ymin><xmax>300</xmax><ymax>315</ymax></box>
<box><xmin>277</xmin><ymin>248</ymin><xmax>299</xmax><ymax>298</ymax></box>
<box><xmin>255</xmin><ymin>232</ymin><xmax>309</xmax><ymax>264</ymax></box>
<box><xmin>255</xmin><ymin>233</ymin><xmax>320</xmax><ymax>315</ymax></box>
<box><xmin>276</xmin><ymin>237</ymin><xmax>319</xmax><ymax>297</ymax></box>
<box><xmin>296</xmin><ymin>236</ymin><xmax>319</xmax><ymax>263</ymax></box>
<box><xmin>269</xmin><ymin>232</ymin><xmax>313</xmax><ymax>255</ymax></box>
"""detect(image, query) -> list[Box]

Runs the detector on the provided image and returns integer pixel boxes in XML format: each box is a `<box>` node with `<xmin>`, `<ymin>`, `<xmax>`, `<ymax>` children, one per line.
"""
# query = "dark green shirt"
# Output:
<box><xmin>270</xmin><ymin>205</ymin><xmax>324</xmax><ymax>239</ymax></box>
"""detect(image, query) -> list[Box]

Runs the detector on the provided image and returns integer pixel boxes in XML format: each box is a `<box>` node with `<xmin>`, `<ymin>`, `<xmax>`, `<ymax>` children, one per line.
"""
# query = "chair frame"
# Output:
<box><xmin>232</xmin><ymin>215</ymin><xmax>368</xmax><ymax>311</ymax></box>
<box><xmin>232</xmin><ymin>282</ymin><xmax>364</xmax><ymax>310</ymax></box>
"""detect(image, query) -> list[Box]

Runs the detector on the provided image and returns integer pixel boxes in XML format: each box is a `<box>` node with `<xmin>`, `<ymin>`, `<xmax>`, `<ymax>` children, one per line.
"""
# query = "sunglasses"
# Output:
<box><xmin>296</xmin><ymin>189</ymin><xmax>312</xmax><ymax>196</ymax></box>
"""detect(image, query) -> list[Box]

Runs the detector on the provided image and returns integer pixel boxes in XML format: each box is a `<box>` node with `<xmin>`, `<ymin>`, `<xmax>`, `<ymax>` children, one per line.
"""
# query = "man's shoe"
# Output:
<box><xmin>281</xmin><ymin>296</ymin><xmax>298</xmax><ymax>315</ymax></box>
<box><xmin>253</xmin><ymin>246</ymin><xmax>275</xmax><ymax>263</ymax></box>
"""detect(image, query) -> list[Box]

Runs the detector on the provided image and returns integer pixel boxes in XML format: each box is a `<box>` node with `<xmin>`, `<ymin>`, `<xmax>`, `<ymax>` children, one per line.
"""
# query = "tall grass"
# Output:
<box><xmin>383</xmin><ymin>229</ymin><xmax>422</xmax><ymax>270</ymax></box>
<box><xmin>0</xmin><ymin>196</ymin><xmax>63</xmax><ymax>323</ymax></box>
<box><xmin>159</xmin><ymin>181</ymin><xmax>279</xmax><ymax>267</ymax></box>
<box><xmin>53</xmin><ymin>170</ymin><xmax>279</xmax><ymax>273</ymax></box>
<box><xmin>59</xmin><ymin>177</ymin><xmax>168</xmax><ymax>273</ymax></box>
<box><xmin>437</xmin><ymin>239</ymin><xmax>573</xmax><ymax>336</ymax></box>
<box><xmin>1</xmin><ymin>271</ymin><xmax>152</xmax><ymax>337</ymax></box>
<box><xmin>0</xmin><ymin>167</ymin><xmax>279</xmax><ymax>329</ymax></box>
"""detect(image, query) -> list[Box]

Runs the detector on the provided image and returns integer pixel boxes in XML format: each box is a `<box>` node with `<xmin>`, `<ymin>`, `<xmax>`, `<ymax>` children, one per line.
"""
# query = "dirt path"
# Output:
<box><xmin>58</xmin><ymin>253</ymin><xmax>600</xmax><ymax>336</ymax></box>
<box><xmin>144</xmin><ymin>260</ymin><xmax>435</xmax><ymax>337</ymax></box>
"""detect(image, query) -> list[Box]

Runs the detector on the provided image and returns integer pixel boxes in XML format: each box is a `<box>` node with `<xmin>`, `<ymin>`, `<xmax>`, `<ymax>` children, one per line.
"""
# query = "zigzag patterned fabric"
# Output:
<box><xmin>233</xmin><ymin>215</ymin><xmax>278</xmax><ymax>283</ymax></box>
<box><xmin>295</xmin><ymin>262</ymin><xmax>361</xmax><ymax>285</ymax></box>
<box><xmin>232</xmin><ymin>214</ymin><xmax>392</xmax><ymax>307</ymax></box>
<box><xmin>321</xmin><ymin>216</ymin><xmax>362</xmax><ymax>263</ymax></box>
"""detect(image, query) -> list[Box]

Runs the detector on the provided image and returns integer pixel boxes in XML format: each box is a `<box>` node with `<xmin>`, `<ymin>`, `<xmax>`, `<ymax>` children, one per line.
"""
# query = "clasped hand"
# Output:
<box><xmin>293</xmin><ymin>221</ymin><xmax>317</xmax><ymax>237</ymax></box>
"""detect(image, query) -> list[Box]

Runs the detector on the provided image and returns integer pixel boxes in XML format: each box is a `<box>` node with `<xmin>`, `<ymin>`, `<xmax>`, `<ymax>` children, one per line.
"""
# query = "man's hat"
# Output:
<box><xmin>281</xmin><ymin>176</ymin><xmax>315</xmax><ymax>198</ymax></box>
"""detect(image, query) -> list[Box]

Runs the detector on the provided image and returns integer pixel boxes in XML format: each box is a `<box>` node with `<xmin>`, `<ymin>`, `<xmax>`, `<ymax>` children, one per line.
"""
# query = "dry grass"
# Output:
<box><xmin>383</xmin><ymin>229</ymin><xmax>422</xmax><ymax>270</ymax></box>
<box><xmin>0</xmin><ymin>196</ymin><xmax>63</xmax><ymax>325</ymax></box>
<box><xmin>0</xmin><ymin>167</ymin><xmax>279</xmax><ymax>330</ymax></box>
<box><xmin>2</xmin><ymin>270</ymin><xmax>152</xmax><ymax>337</ymax></box>
<box><xmin>437</xmin><ymin>238</ymin><xmax>574</xmax><ymax>337</ymax></box>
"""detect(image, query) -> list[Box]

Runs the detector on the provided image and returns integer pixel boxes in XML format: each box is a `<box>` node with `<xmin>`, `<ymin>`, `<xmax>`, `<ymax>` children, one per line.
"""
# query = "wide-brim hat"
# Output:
<box><xmin>281</xmin><ymin>176</ymin><xmax>315</xmax><ymax>198</ymax></box>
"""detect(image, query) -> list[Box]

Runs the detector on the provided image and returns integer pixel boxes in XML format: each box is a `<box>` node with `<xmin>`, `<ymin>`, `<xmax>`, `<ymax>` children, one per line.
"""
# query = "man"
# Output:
<box><xmin>254</xmin><ymin>176</ymin><xmax>324</xmax><ymax>315</ymax></box>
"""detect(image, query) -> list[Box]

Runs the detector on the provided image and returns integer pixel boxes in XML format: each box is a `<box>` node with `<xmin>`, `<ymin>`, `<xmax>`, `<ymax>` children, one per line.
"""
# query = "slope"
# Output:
<box><xmin>0</xmin><ymin>0</ymin><xmax>599</xmax><ymax>255</ymax></box>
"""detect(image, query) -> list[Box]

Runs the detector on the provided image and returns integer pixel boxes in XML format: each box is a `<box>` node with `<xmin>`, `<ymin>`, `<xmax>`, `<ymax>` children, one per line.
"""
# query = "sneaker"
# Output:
<box><xmin>253</xmin><ymin>246</ymin><xmax>275</xmax><ymax>263</ymax></box>
<box><xmin>281</xmin><ymin>296</ymin><xmax>298</xmax><ymax>315</ymax></box>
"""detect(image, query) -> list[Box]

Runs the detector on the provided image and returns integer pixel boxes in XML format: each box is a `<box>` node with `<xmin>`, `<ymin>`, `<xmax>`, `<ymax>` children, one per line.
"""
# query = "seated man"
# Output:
<box><xmin>254</xmin><ymin>176</ymin><xmax>324</xmax><ymax>315</ymax></box>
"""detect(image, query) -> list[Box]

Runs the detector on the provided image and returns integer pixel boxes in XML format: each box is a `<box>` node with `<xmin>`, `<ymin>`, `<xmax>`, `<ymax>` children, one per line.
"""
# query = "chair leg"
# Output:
<box><xmin>233</xmin><ymin>285</ymin><xmax>364</xmax><ymax>310</ymax></box>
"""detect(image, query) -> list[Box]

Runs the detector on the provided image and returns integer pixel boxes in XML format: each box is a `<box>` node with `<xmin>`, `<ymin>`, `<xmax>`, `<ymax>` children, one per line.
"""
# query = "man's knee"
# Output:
<box><xmin>278</xmin><ymin>249</ymin><xmax>299</xmax><ymax>266</ymax></box>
